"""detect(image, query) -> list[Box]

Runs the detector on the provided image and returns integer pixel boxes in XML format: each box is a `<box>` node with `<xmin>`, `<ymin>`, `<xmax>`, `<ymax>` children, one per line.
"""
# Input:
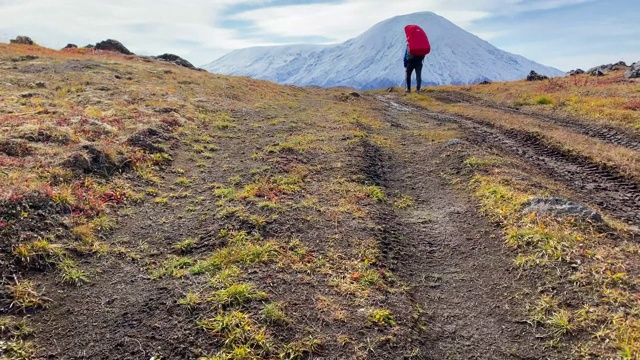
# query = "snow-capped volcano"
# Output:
<box><xmin>203</xmin><ymin>12</ymin><xmax>563</xmax><ymax>90</ymax></box>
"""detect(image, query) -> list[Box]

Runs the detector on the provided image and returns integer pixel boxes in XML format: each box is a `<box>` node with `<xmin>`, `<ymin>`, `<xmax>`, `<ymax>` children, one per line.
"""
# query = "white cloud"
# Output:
<box><xmin>229</xmin><ymin>0</ymin><xmax>596</xmax><ymax>44</ymax></box>
<box><xmin>0</xmin><ymin>0</ymin><xmax>610</xmax><ymax>68</ymax></box>
<box><xmin>0</xmin><ymin>0</ymin><xmax>269</xmax><ymax>64</ymax></box>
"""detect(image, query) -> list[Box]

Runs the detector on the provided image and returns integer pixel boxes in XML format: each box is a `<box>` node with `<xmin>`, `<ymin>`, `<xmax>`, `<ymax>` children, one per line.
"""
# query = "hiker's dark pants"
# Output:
<box><xmin>406</xmin><ymin>60</ymin><xmax>423</xmax><ymax>91</ymax></box>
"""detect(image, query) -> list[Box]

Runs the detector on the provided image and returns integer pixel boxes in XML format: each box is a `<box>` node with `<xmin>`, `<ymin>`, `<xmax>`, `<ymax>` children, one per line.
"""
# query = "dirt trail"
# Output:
<box><xmin>378</xmin><ymin>94</ymin><xmax>640</xmax><ymax>228</ymax></box>
<box><xmin>428</xmin><ymin>90</ymin><xmax>640</xmax><ymax>151</ymax></box>
<box><xmin>357</xmin><ymin>98</ymin><xmax>557</xmax><ymax>359</ymax></box>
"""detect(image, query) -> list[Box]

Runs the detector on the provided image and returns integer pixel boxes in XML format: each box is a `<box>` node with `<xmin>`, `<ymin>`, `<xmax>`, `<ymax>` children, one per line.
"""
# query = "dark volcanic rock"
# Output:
<box><xmin>9</xmin><ymin>36</ymin><xmax>34</xmax><ymax>45</ymax></box>
<box><xmin>526</xmin><ymin>70</ymin><xmax>549</xmax><ymax>81</ymax></box>
<box><xmin>568</xmin><ymin>69</ymin><xmax>585</xmax><ymax>76</ymax></box>
<box><xmin>63</xmin><ymin>44</ymin><xmax>78</xmax><ymax>49</ymax></box>
<box><xmin>10</xmin><ymin>55</ymin><xmax>38</xmax><ymax>62</ymax></box>
<box><xmin>154</xmin><ymin>54</ymin><xmax>195</xmax><ymax>69</ymax></box>
<box><xmin>612</xmin><ymin>61</ymin><xmax>628</xmax><ymax>70</ymax></box>
<box><xmin>85</xmin><ymin>44</ymin><xmax>95</xmax><ymax>49</ymax></box>
<box><xmin>94</xmin><ymin>39</ymin><xmax>133</xmax><ymax>55</ymax></box>
<box><xmin>587</xmin><ymin>61</ymin><xmax>630</xmax><ymax>76</ymax></box>
<box><xmin>523</xmin><ymin>197</ymin><xmax>603</xmax><ymax>223</ymax></box>
<box><xmin>625</xmin><ymin>62</ymin><xmax>640</xmax><ymax>79</ymax></box>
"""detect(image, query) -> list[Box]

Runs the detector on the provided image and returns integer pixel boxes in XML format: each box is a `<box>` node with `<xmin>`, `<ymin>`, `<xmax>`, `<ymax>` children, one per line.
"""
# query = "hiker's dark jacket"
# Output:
<box><xmin>403</xmin><ymin>47</ymin><xmax>425</xmax><ymax>68</ymax></box>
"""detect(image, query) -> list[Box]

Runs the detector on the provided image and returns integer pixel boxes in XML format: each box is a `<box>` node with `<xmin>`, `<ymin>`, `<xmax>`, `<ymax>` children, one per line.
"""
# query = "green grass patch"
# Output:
<box><xmin>534</xmin><ymin>95</ymin><xmax>555</xmax><ymax>105</ymax></box>
<box><xmin>209</xmin><ymin>283</ymin><xmax>268</xmax><ymax>307</ymax></box>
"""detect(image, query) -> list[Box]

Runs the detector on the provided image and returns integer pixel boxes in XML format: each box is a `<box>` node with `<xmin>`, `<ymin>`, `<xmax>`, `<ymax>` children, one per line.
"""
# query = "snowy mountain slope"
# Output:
<box><xmin>203</xmin><ymin>12</ymin><xmax>564</xmax><ymax>90</ymax></box>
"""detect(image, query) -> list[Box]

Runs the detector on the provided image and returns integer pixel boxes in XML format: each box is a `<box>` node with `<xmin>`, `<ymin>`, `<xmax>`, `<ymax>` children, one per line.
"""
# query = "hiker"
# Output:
<box><xmin>404</xmin><ymin>47</ymin><xmax>425</xmax><ymax>93</ymax></box>
<box><xmin>403</xmin><ymin>25</ymin><xmax>431</xmax><ymax>93</ymax></box>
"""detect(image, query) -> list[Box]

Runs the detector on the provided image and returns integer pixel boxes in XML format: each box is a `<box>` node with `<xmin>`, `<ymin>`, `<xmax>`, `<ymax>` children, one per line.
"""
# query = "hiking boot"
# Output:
<box><xmin>416</xmin><ymin>88</ymin><xmax>421</xmax><ymax>93</ymax></box>
<box><xmin>405</xmin><ymin>89</ymin><xmax>411</xmax><ymax>94</ymax></box>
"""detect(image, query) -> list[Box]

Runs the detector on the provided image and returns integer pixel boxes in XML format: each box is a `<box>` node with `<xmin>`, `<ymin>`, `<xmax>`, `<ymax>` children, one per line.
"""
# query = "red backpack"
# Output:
<box><xmin>405</xmin><ymin>25</ymin><xmax>431</xmax><ymax>56</ymax></box>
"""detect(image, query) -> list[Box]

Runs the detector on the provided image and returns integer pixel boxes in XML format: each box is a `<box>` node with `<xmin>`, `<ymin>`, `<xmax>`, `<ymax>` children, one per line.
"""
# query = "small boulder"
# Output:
<box><xmin>10</xmin><ymin>55</ymin><xmax>38</xmax><ymax>62</ymax></box>
<box><xmin>446</xmin><ymin>138</ymin><xmax>462</xmax><ymax>147</ymax></box>
<box><xmin>568</xmin><ymin>69</ymin><xmax>585</xmax><ymax>76</ymax></box>
<box><xmin>19</xmin><ymin>92</ymin><xmax>39</xmax><ymax>98</ymax></box>
<box><xmin>9</xmin><ymin>36</ymin><xmax>34</xmax><ymax>45</ymax></box>
<box><xmin>153</xmin><ymin>53</ymin><xmax>195</xmax><ymax>69</ymax></box>
<box><xmin>523</xmin><ymin>197</ymin><xmax>603</xmax><ymax>223</ymax></box>
<box><xmin>479</xmin><ymin>80</ymin><xmax>492</xmax><ymax>85</ymax></box>
<box><xmin>526</xmin><ymin>70</ymin><xmax>549</xmax><ymax>81</ymax></box>
<box><xmin>625</xmin><ymin>62</ymin><xmax>640</xmax><ymax>79</ymax></box>
<box><xmin>612</xmin><ymin>61</ymin><xmax>628</xmax><ymax>71</ymax></box>
<box><xmin>94</xmin><ymin>39</ymin><xmax>133</xmax><ymax>55</ymax></box>
<box><xmin>63</xmin><ymin>44</ymin><xmax>78</xmax><ymax>49</ymax></box>
<box><xmin>585</xmin><ymin>62</ymin><xmax>630</xmax><ymax>76</ymax></box>
<box><xmin>84</xmin><ymin>44</ymin><xmax>95</xmax><ymax>49</ymax></box>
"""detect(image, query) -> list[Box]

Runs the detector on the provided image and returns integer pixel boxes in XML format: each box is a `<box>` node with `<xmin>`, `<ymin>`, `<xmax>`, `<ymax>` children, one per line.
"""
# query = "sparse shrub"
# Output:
<box><xmin>175</xmin><ymin>177</ymin><xmax>191</xmax><ymax>186</ymax></box>
<box><xmin>91</xmin><ymin>215</ymin><xmax>115</xmax><ymax>232</ymax></box>
<box><xmin>393</xmin><ymin>195</ymin><xmax>414</xmax><ymax>209</ymax></box>
<box><xmin>210</xmin><ymin>283</ymin><xmax>268</xmax><ymax>307</ymax></box>
<box><xmin>214</xmin><ymin>122</ymin><xmax>234</xmax><ymax>130</ymax></box>
<box><xmin>547</xmin><ymin>309</ymin><xmax>575</xmax><ymax>338</ymax></box>
<box><xmin>72</xmin><ymin>224</ymin><xmax>95</xmax><ymax>244</ymax></box>
<box><xmin>153</xmin><ymin>196</ymin><xmax>168</xmax><ymax>205</ymax></box>
<box><xmin>7</xmin><ymin>280</ymin><xmax>46</xmax><ymax>310</ymax></box>
<box><xmin>464</xmin><ymin>156</ymin><xmax>492</xmax><ymax>168</ymax></box>
<box><xmin>534</xmin><ymin>95</ymin><xmax>554</xmax><ymax>105</ymax></box>
<box><xmin>210</xmin><ymin>267</ymin><xmax>241</xmax><ymax>287</ymax></box>
<box><xmin>366</xmin><ymin>186</ymin><xmax>386</xmax><ymax>201</ymax></box>
<box><xmin>151</xmin><ymin>256</ymin><xmax>194</xmax><ymax>279</ymax></box>
<box><xmin>368</xmin><ymin>309</ymin><xmax>395</xmax><ymax>327</ymax></box>
<box><xmin>261</xmin><ymin>303</ymin><xmax>290</xmax><ymax>325</ymax></box>
<box><xmin>280</xmin><ymin>337</ymin><xmax>323</xmax><ymax>360</ymax></box>
<box><xmin>57</xmin><ymin>258</ymin><xmax>89</xmax><ymax>285</ymax></box>
<box><xmin>174</xmin><ymin>237</ymin><xmax>197</xmax><ymax>253</ymax></box>
<box><xmin>0</xmin><ymin>339</ymin><xmax>36</xmax><ymax>359</ymax></box>
<box><xmin>178</xmin><ymin>292</ymin><xmax>202</xmax><ymax>310</ymax></box>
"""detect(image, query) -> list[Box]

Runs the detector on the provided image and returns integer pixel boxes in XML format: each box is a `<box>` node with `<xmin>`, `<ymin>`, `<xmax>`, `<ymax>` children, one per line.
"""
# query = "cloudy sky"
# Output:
<box><xmin>0</xmin><ymin>0</ymin><xmax>638</xmax><ymax>71</ymax></box>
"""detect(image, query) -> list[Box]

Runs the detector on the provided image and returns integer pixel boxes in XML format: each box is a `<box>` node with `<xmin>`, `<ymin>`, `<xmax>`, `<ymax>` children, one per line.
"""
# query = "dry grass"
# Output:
<box><xmin>468</xmin><ymin>156</ymin><xmax>640</xmax><ymax>357</ymax></box>
<box><xmin>448</xmin><ymin>73</ymin><xmax>640</xmax><ymax>130</ymax></box>
<box><xmin>432</xmin><ymin>103</ymin><xmax>640</xmax><ymax>180</ymax></box>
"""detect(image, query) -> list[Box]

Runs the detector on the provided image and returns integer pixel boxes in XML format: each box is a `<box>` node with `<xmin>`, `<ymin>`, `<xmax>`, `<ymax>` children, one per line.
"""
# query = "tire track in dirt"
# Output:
<box><xmin>429</xmin><ymin>90</ymin><xmax>640</xmax><ymax>152</ymax></box>
<box><xmin>378</xmin><ymin>95</ymin><xmax>640</xmax><ymax>227</ymax></box>
<box><xmin>355</xmin><ymin>119</ymin><xmax>556</xmax><ymax>359</ymax></box>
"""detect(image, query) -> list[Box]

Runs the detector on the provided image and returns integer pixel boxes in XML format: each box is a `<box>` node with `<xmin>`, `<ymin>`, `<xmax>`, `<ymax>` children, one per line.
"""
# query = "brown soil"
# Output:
<box><xmin>23</xmin><ymin>92</ymin><xmax>565</xmax><ymax>360</ymax></box>
<box><xmin>356</xmin><ymin>107</ymin><xmax>557</xmax><ymax>359</ymax></box>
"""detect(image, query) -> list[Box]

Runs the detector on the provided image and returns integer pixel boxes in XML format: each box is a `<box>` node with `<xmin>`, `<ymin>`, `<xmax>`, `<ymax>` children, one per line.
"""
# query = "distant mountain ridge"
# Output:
<box><xmin>203</xmin><ymin>12</ymin><xmax>564</xmax><ymax>90</ymax></box>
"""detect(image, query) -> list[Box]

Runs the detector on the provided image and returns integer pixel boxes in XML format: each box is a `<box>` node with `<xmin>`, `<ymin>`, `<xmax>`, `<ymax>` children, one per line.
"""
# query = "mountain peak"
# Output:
<box><xmin>203</xmin><ymin>11</ymin><xmax>563</xmax><ymax>89</ymax></box>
